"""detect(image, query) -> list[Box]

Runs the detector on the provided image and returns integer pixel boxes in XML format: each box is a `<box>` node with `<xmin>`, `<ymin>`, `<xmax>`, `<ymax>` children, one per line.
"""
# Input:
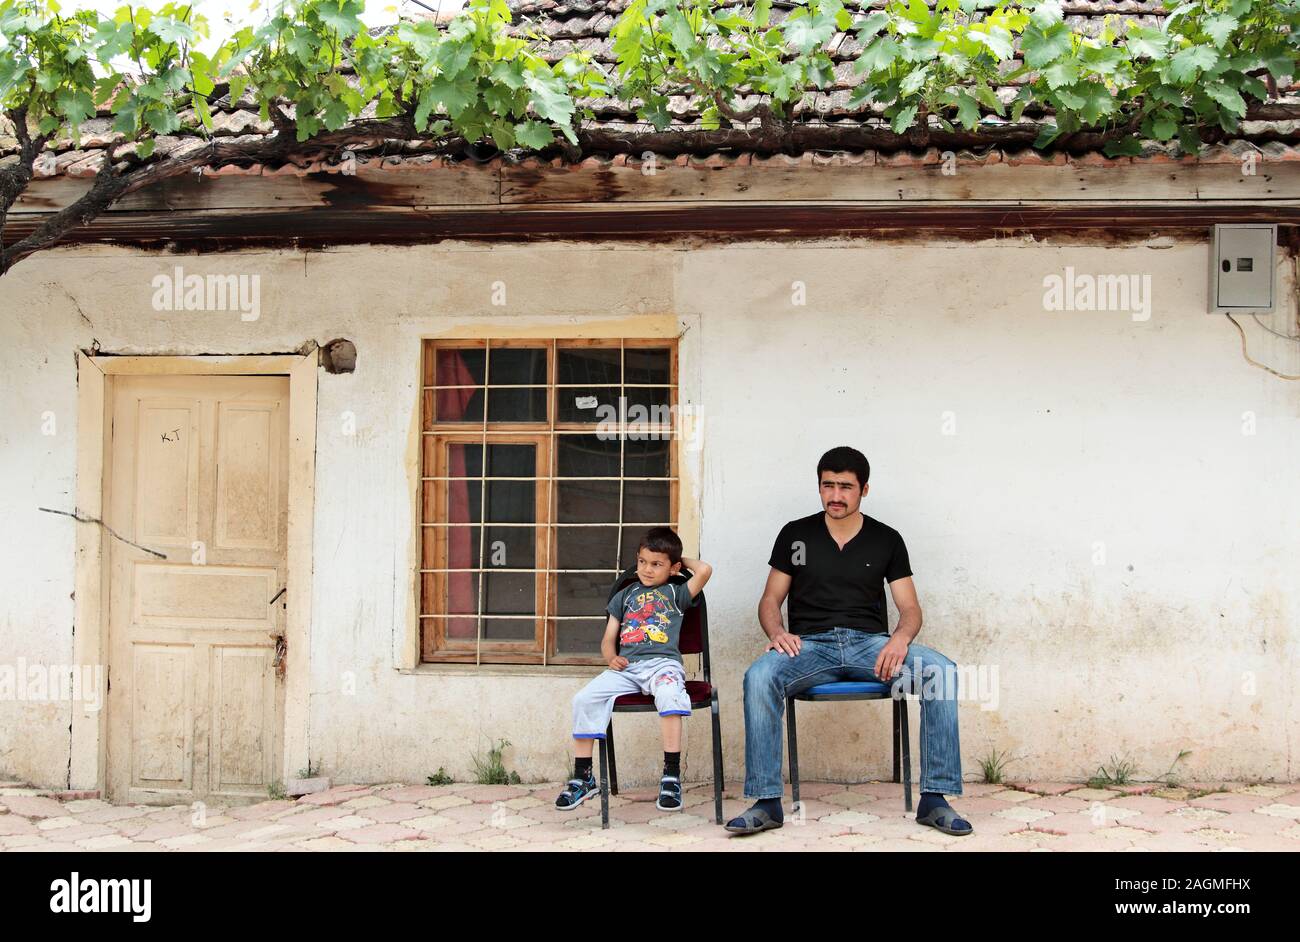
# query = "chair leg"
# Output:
<box><xmin>710</xmin><ymin>692</ymin><xmax>724</xmax><ymax>825</ymax></box>
<box><xmin>892</xmin><ymin>698</ymin><xmax>901</xmax><ymax>784</ymax></box>
<box><xmin>899</xmin><ymin>696</ymin><xmax>913</xmax><ymax>813</ymax></box>
<box><xmin>606</xmin><ymin>719</ymin><xmax>618</xmax><ymax>796</ymax></box>
<box><xmin>598</xmin><ymin>736</ymin><xmax>610</xmax><ymax>830</ymax></box>
<box><xmin>786</xmin><ymin>696</ymin><xmax>800</xmax><ymax>808</ymax></box>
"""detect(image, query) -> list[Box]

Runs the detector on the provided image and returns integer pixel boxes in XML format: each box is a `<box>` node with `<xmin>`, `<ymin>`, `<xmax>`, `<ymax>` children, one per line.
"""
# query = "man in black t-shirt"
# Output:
<box><xmin>724</xmin><ymin>446</ymin><xmax>971</xmax><ymax>837</ymax></box>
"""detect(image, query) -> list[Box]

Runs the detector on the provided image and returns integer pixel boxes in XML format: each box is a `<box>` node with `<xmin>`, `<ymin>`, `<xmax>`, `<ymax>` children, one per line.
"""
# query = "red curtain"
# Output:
<box><xmin>437</xmin><ymin>353</ymin><xmax>478</xmax><ymax>638</ymax></box>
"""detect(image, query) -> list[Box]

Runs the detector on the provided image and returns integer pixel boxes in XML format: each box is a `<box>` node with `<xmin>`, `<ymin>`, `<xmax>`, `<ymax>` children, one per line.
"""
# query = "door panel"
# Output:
<box><xmin>214</xmin><ymin>401</ymin><xmax>281</xmax><ymax>551</ymax></box>
<box><xmin>107</xmin><ymin>375</ymin><xmax>289</xmax><ymax>805</ymax></box>
<box><xmin>130</xmin><ymin>645</ymin><xmax>193</xmax><ymax>789</ymax></box>
<box><xmin>132</xmin><ymin>400</ymin><xmax>200</xmax><ymax>547</ymax></box>
<box><xmin>209</xmin><ymin>645</ymin><xmax>276</xmax><ymax>796</ymax></box>
<box><xmin>132</xmin><ymin>563</ymin><xmax>278</xmax><ymax>630</ymax></box>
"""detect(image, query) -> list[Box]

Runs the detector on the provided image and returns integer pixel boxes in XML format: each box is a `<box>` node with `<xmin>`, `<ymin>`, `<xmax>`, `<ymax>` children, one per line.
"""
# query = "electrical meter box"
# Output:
<box><xmin>1211</xmin><ymin>224</ymin><xmax>1277</xmax><ymax>312</ymax></box>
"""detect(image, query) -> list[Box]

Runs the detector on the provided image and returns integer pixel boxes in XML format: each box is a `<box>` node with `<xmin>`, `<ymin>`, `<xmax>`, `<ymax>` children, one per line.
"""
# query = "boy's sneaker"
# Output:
<box><xmin>657</xmin><ymin>775</ymin><xmax>683</xmax><ymax>811</ymax></box>
<box><xmin>555</xmin><ymin>772</ymin><xmax>598</xmax><ymax>811</ymax></box>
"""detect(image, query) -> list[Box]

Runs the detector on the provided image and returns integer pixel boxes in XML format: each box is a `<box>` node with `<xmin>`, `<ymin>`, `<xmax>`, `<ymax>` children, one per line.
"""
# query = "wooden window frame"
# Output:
<box><xmin>420</xmin><ymin>338</ymin><xmax>679</xmax><ymax>666</ymax></box>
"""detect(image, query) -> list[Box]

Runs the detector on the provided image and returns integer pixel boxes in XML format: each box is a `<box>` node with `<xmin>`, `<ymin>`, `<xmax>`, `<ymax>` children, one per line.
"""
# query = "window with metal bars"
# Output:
<box><xmin>420</xmin><ymin>339</ymin><xmax>679</xmax><ymax>664</ymax></box>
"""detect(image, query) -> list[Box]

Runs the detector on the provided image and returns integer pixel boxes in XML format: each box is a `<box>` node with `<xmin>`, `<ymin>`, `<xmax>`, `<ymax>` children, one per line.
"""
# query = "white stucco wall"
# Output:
<box><xmin>1</xmin><ymin>234</ymin><xmax>1297</xmax><ymax>792</ymax></box>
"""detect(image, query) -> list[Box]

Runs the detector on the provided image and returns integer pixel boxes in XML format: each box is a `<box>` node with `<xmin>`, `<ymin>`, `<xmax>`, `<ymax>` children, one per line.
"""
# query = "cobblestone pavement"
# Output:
<box><xmin>2</xmin><ymin>780</ymin><xmax>1299</xmax><ymax>852</ymax></box>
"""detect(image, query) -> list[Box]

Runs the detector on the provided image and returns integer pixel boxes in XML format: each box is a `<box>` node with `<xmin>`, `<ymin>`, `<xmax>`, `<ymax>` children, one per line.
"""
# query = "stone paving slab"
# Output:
<box><xmin>0</xmin><ymin>781</ymin><xmax>1298</xmax><ymax>852</ymax></box>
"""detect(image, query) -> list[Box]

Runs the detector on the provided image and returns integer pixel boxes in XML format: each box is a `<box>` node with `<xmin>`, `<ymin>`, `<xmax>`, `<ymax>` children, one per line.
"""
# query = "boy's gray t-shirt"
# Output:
<box><xmin>606</xmin><ymin>580</ymin><xmax>697</xmax><ymax>664</ymax></box>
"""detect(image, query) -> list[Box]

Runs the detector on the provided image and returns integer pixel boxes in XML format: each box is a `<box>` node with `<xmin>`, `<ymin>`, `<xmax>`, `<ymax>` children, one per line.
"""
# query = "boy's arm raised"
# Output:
<box><xmin>680</xmin><ymin>556</ymin><xmax>712</xmax><ymax>600</ymax></box>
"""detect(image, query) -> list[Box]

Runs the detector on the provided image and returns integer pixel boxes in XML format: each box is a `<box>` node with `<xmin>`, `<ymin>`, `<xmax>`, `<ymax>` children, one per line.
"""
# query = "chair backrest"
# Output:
<box><xmin>607</xmin><ymin>567</ymin><xmax>710</xmax><ymax>671</ymax></box>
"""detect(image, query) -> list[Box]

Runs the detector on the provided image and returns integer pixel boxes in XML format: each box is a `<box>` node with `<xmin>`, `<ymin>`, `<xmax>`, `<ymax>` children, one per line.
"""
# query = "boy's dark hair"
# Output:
<box><xmin>637</xmin><ymin>527</ymin><xmax>683</xmax><ymax>565</ymax></box>
<box><xmin>817</xmin><ymin>446</ymin><xmax>871</xmax><ymax>487</ymax></box>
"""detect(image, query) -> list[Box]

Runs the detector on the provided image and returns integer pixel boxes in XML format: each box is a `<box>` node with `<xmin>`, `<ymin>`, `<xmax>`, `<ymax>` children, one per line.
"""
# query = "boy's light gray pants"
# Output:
<box><xmin>572</xmin><ymin>657</ymin><xmax>692</xmax><ymax>738</ymax></box>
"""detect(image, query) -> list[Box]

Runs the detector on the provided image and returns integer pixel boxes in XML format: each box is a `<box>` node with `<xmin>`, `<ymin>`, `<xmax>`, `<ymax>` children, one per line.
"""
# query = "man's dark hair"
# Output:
<box><xmin>637</xmin><ymin>526</ymin><xmax>683</xmax><ymax>565</ymax></box>
<box><xmin>817</xmin><ymin>446</ymin><xmax>871</xmax><ymax>487</ymax></box>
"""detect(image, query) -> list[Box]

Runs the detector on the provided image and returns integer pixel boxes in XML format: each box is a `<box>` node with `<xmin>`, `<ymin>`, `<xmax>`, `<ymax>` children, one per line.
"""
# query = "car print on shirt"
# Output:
<box><xmin>619</xmin><ymin>591</ymin><xmax>672</xmax><ymax>646</ymax></box>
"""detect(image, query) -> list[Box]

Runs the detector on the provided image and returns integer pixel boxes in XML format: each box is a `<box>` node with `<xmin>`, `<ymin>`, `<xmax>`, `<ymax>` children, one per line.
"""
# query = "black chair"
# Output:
<box><xmin>596</xmin><ymin>566</ymin><xmax>724</xmax><ymax>828</ymax></box>
<box><xmin>786</xmin><ymin>681</ymin><xmax>913</xmax><ymax>811</ymax></box>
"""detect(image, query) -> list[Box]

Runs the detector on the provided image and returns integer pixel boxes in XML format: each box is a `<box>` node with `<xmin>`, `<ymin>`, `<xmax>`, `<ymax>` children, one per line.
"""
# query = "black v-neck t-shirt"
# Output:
<box><xmin>767</xmin><ymin>512</ymin><xmax>913</xmax><ymax>635</ymax></box>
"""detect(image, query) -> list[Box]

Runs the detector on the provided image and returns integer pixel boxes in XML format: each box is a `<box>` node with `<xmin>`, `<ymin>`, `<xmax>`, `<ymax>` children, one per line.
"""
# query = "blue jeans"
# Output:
<box><xmin>742</xmin><ymin>627</ymin><xmax>964</xmax><ymax>799</ymax></box>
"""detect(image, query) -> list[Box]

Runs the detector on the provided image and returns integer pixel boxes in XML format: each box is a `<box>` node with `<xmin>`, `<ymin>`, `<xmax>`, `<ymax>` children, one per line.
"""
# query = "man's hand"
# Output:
<box><xmin>874</xmin><ymin>635</ymin><xmax>909</xmax><ymax>682</ymax></box>
<box><xmin>608</xmin><ymin>655</ymin><xmax>629</xmax><ymax>671</ymax></box>
<box><xmin>765</xmin><ymin>631</ymin><xmax>802</xmax><ymax>657</ymax></box>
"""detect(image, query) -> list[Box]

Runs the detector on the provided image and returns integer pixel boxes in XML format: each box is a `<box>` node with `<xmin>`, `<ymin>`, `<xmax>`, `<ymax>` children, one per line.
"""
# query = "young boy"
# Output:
<box><xmin>555</xmin><ymin>527</ymin><xmax>712</xmax><ymax>813</ymax></box>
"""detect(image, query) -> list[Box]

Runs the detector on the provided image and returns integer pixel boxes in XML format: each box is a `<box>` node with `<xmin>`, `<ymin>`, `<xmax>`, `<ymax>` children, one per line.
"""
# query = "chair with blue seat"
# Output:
<box><xmin>786</xmin><ymin>680</ymin><xmax>913</xmax><ymax>811</ymax></box>
<box><xmin>596</xmin><ymin>565</ymin><xmax>724</xmax><ymax>829</ymax></box>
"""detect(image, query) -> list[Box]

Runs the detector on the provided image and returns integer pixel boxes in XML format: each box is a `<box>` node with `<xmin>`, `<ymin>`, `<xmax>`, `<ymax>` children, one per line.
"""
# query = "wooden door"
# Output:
<box><xmin>106</xmin><ymin>375</ymin><xmax>289</xmax><ymax>805</ymax></box>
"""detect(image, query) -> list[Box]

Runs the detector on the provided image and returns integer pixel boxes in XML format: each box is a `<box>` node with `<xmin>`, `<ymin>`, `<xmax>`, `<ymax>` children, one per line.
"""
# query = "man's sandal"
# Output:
<box><xmin>916</xmin><ymin>804</ymin><xmax>973</xmax><ymax>835</ymax></box>
<box><xmin>724</xmin><ymin>806</ymin><xmax>783</xmax><ymax>834</ymax></box>
<box><xmin>657</xmin><ymin>775</ymin><xmax>683</xmax><ymax>811</ymax></box>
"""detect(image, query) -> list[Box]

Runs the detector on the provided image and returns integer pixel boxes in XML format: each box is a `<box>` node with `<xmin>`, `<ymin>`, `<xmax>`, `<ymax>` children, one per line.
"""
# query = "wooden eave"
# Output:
<box><xmin>9</xmin><ymin>147</ymin><xmax>1300</xmax><ymax>250</ymax></box>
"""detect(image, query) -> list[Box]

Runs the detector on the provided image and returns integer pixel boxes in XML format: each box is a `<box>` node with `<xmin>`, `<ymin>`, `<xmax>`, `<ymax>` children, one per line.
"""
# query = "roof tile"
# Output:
<box><xmin>6</xmin><ymin>1</ymin><xmax>1298</xmax><ymax>181</ymax></box>
<box><xmin>1002</xmin><ymin>149</ymin><xmax>1071</xmax><ymax>166</ymax></box>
